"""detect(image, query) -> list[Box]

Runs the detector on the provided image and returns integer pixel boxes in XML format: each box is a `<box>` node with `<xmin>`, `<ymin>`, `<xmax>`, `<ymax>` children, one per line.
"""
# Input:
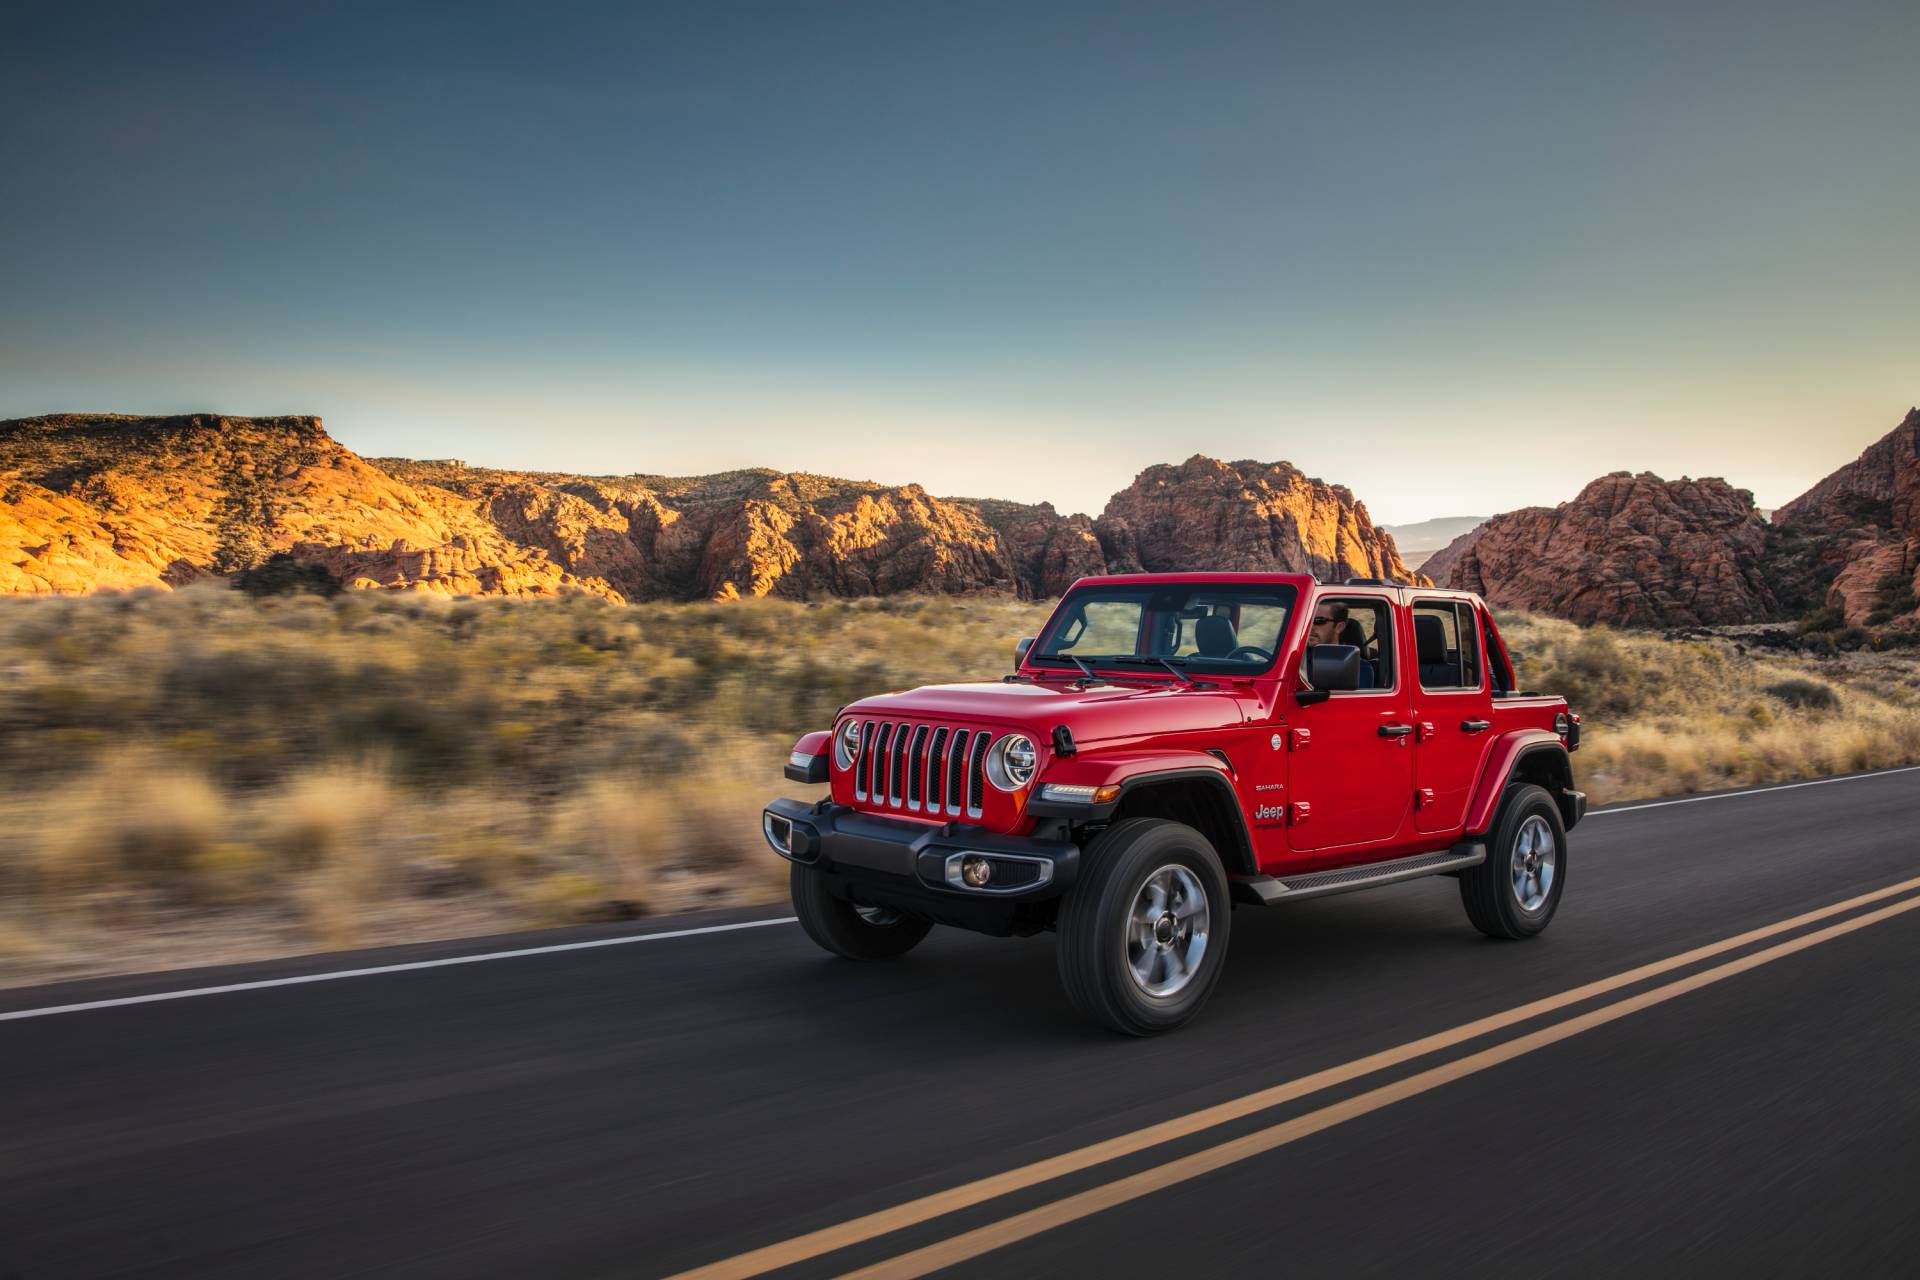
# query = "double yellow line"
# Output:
<box><xmin>671</xmin><ymin>873</ymin><xmax>1920</xmax><ymax>1280</ymax></box>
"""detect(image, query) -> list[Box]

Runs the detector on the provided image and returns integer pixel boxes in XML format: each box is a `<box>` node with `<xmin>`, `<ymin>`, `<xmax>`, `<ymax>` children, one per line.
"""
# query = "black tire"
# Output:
<box><xmin>790</xmin><ymin>863</ymin><xmax>932</xmax><ymax>960</ymax></box>
<box><xmin>1460</xmin><ymin>783</ymin><xmax>1567</xmax><ymax>939</ymax></box>
<box><xmin>1057</xmin><ymin>818</ymin><xmax>1232</xmax><ymax>1036</ymax></box>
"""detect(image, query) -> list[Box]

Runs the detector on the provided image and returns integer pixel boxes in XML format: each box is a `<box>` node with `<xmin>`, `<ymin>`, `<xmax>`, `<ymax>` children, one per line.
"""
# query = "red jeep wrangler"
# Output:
<box><xmin>764</xmin><ymin>573</ymin><xmax>1584</xmax><ymax>1034</ymax></box>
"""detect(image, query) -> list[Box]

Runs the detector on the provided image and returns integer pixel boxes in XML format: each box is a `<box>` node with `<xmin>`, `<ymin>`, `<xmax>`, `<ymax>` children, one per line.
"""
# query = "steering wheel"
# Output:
<box><xmin>1225</xmin><ymin>644</ymin><xmax>1272</xmax><ymax>662</ymax></box>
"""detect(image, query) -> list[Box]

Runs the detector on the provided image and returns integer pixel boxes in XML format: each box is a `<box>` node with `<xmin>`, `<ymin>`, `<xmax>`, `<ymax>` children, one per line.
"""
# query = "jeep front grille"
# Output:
<box><xmin>850</xmin><ymin>718</ymin><xmax>992</xmax><ymax>820</ymax></box>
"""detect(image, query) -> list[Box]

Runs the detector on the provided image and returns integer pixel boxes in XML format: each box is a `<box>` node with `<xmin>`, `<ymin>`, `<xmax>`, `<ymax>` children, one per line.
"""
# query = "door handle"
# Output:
<box><xmin>1460</xmin><ymin>719</ymin><xmax>1491</xmax><ymax>733</ymax></box>
<box><xmin>1378</xmin><ymin>724</ymin><xmax>1413</xmax><ymax>738</ymax></box>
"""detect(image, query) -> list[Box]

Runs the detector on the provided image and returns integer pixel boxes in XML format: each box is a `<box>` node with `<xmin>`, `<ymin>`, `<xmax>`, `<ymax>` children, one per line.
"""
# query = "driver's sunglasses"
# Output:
<box><xmin>1312</xmin><ymin>615</ymin><xmax>1334</xmax><ymax>624</ymax></box>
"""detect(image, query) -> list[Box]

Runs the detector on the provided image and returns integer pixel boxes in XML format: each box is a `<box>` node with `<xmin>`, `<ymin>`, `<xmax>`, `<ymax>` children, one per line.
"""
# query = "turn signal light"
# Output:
<box><xmin>1038</xmin><ymin>783</ymin><xmax>1122</xmax><ymax>804</ymax></box>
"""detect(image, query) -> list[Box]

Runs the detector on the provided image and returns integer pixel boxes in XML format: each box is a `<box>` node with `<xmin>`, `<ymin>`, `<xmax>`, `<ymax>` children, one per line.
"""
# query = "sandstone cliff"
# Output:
<box><xmin>0</xmin><ymin>415</ymin><xmax>609</xmax><ymax>599</ymax></box>
<box><xmin>1769</xmin><ymin>408</ymin><xmax>1920</xmax><ymax>625</ymax></box>
<box><xmin>1093</xmin><ymin>456</ymin><xmax>1427</xmax><ymax>585</ymax></box>
<box><xmin>1443</xmin><ymin>472</ymin><xmax>1778</xmax><ymax>627</ymax></box>
<box><xmin>4</xmin><ymin>414</ymin><xmax>1423</xmax><ymax>602</ymax></box>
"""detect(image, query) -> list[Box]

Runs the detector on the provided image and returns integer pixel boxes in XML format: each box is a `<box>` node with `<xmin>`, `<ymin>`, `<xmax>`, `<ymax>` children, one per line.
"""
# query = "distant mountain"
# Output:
<box><xmin>1380</xmin><ymin>515</ymin><xmax>1488</xmax><ymax>568</ymax></box>
<box><xmin>0</xmin><ymin>414</ymin><xmax>1425</xmax><ymax>600</ymax></box>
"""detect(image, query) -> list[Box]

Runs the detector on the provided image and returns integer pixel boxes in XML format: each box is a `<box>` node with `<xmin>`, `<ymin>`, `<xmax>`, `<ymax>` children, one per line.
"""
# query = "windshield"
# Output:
<box><xmin>1032</xmin><ymin>583</ymin><xmax>1298</xmax><ymax>676</ymax></box>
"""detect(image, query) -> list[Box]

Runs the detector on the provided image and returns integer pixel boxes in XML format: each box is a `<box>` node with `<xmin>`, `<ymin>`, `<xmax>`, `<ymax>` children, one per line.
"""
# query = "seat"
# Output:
<box><xmin>1415</xmin><ymin>613</ymin><xmax>1457</xmax><ymax>687</ymax></box>
<box><xmin>1337</xmin><ymin>616</ymin><xmax>1376</xmax><ymax>688</ymax></box>
<box><xmin>1194</xmin><ymin>614</ymin><xmax>1238</xmax><ymax>657</ymax></box>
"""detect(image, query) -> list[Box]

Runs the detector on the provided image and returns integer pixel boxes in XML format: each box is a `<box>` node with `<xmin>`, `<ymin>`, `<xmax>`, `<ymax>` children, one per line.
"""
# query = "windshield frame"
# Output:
<box><xmin>1026</xmin><ymin>581</ymin><xmax>1301</xmax><ymax>679</ymax></box>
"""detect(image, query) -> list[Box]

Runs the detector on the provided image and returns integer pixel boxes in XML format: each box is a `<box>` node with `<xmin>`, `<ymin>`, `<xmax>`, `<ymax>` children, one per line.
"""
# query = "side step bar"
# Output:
<box><xmin>1230</xmin><ymin>842</ymin><xmax>1483</xmax><ymax>906</ymax></box>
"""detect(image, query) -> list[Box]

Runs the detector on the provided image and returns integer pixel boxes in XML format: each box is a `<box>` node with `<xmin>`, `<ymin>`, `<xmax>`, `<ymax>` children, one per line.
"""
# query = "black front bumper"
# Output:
<box><xmin>762</xmin><ymin>798</ymin><xmax>1080</xmax><ymax>935</ymax></box>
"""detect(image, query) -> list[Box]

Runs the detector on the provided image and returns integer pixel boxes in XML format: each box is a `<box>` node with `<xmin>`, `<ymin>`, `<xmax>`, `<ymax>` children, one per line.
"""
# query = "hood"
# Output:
<box><xmin>843</xmin><ymin>677</ymin><xmax>1257</xmax><ymax>746</ymax></box>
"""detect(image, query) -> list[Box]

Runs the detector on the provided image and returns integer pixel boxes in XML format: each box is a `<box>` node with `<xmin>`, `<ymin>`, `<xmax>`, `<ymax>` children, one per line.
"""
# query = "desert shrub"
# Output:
<box><xmin>236</xmin><ymin>553</ymin><xmax>342</xmax><ymax>598</ymax></box>
<box><xmin>1764</xmin><ymin>679</ymin><xmax>1841</xmax><ymax>712</ymax></box>
<box><xmin>1874</xmin><ymin>571</ymin><xmax>1918</xmax><ymax>623</ymax></box>
<box><xmin>32</xmin><ymin>763</ymin><xmax>230</xmax><ymax>902</ymax></box>
<box><xmin>1797</xmin><ymin>605</ymin><xmax>1845</xmax><ymax>636</ymax></box>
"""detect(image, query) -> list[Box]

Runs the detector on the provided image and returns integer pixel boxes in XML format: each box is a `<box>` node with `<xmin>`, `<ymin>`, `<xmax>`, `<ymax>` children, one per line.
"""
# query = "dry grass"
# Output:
<box><xmin>0</xmin><ymin>585</ymin><xmax>1914</xmax><ymax>986</ymax></box>
<box><xmin>0</xmin><ymin>585</ymin><xmax>1049</xmax><ymax>983</ymax></box>
<box><xmin>1496</xmin><ymin>613</ymin><xmax>1920</xmax><ymax>804</ymax></box>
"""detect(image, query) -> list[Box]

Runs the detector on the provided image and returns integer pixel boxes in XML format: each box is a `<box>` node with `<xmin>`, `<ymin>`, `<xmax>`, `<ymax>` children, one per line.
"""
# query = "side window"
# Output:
<box><xmin>1413</xmin><ymin>600</ymin><xmax>1483</xmax><ymax>690</ymax></box>
<box><xmin>1454</xmin><ymin>603</ymin><xmax>1482</xmax><ymax>689</ymax></box>
<box><xmin>1313</xmin><ymin>596</ymin><xmax>1395</xmax><ymax>692</ymax></box>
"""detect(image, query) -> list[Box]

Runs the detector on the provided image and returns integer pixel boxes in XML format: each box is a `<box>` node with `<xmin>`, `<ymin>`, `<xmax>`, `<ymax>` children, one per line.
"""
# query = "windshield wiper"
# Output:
<box><xmin>1034</xmin><ymin>653</ymin><xmax>1161</xmax><ymax>686</ymax></box>
<box><xmin>1104</xmin><ymin>655</ymin><xmax>1215</xmax><ymax>686</ymax></box>
<box><xmin>1050</xmin><ymin>653</ymin><xmax>1098</xmax><ymax>681</ymax></box>
<box><xmin>1105</xmin><ymin>655</ymin><xmax>1186</xmax><ymax>675</ymax></box>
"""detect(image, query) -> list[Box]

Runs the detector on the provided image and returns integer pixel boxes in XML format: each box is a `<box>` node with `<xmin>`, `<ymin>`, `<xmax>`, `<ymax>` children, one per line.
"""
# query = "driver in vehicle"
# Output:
<box><xmin>1303</xmin><ymin>601</ymin><xmax>1375</xmax><ymax>689</ymax></box>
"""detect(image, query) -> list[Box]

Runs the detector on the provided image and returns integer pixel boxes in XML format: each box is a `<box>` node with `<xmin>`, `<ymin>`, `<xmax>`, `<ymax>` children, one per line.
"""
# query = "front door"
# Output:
<box><xmin>1410</xmin><ymin>599</ymin><xmax>1495</xmax><ymax>833</ymax></box>
<box><xmin>1285</xmin><ymin>594</ymin><xmax>1415</xmax><ymax>856</ymax></box>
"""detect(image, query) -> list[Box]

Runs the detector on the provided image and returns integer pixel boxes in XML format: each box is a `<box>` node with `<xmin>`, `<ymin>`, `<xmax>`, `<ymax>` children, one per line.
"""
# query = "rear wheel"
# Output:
<box><xmin>1057</xmin><ymin>819</ymin><xmax>1231</xmax><ymax>1035</ymax></box>
<box><xmin>790</xmin><ymin>863</ymin><xmax>932</xmax><ymax>960</ymax></box>
<box><xmin>1460</xmin><ymin>783</ymin><xmax>1566</xmax><ymax>939</ymax></box>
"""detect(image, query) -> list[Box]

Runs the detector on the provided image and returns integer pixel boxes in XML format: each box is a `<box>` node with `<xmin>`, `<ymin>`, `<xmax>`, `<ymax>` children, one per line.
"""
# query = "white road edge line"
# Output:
<box><xmin>1589</xmin><ymin>764</ymin><xmax>1920</xmax><ymax>815</ymax></box>
<box><xmin>0</xmin><ymin>916</ymin><xmax>799</xmax><ymax>1022</ymax></box>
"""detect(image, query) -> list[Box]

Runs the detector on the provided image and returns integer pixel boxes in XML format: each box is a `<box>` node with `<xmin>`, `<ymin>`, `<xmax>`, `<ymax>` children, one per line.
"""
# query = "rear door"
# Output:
<box><xmin>1285</xmin><ymin>592</ymin><xmax>1415</xmax><ymax>857</ymax></box>
<box><xmin>1410</xmin><ymin>598</ymin><xmax>1494</xmax><ymax>833</ymax></box>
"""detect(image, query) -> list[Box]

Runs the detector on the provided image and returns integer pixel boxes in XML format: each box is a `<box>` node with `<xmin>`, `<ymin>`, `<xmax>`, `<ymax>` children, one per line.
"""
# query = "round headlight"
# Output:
<box><xmin>987</xmin><ymin>734</ymin><xmax>1037</xmax><ymax>791</ymax></box>
<box><xmin>835</xmin><ymin>718</ymin><xmax>862</xmax><ymax>769</ymax></box>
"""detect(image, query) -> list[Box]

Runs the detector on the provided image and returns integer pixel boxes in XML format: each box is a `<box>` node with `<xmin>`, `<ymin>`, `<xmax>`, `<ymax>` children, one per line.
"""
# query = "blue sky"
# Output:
<box><xmin>2</xmin><ymin>1</ymin><xmax>1915</xmax><ymax>522</ymax></box>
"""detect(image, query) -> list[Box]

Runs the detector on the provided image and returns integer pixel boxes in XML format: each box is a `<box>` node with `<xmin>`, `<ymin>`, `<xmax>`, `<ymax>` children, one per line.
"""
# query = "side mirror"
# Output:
<box><xmin>1014</xmin><ymin>636</ymin><xmax>1035</xmax><ymax>666</ymax></box>
<box><xmin>1306</xmin><ymin>644</ymin><xmax>1361</xmax><ymax>693</ymax></box>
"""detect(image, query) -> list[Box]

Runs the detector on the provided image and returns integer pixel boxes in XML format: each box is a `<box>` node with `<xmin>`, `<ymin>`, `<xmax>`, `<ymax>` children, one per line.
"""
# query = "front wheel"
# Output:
<box><xmin>1459</xmin><ymin>783</ymin><xmax>1567</xmax><ymax>939</ymax></box>
<box><xmin>790</xmin><ymin>864</ymin><xmax>932</xmax><ymax>960</ymax></box>
<box><xmin>1057</xmin><ymin>819</ymin><xmax>1231</xmax><ymax>1035</ymax></box>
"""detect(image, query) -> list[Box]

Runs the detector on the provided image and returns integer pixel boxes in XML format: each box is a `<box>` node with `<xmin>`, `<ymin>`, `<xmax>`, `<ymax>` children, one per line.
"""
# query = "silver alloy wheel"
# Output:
<box><xmin>1125</xmin><ymin>863</ymin><xmax>1211</xmax><ymax>998</ymax></box>
<box><xmin>1510</xmin><ymin>814</ymin><xmax>1557</xmax><ymax>913</ymax></box>
<box><xmin>854</xmin><ymin>904</ymin><xmax>902</xmax><ymax>927</ymax></box>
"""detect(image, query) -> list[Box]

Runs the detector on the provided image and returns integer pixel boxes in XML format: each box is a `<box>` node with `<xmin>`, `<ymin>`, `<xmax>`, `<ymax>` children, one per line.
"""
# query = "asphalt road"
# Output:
<box><xmin>4</xmin><ymin>768</ymin><xmax>1919</xmax><ymax>1278</ymax></box>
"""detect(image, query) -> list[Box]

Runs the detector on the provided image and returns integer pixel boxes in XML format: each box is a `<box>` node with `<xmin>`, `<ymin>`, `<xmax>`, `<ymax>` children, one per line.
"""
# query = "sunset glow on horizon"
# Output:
<box><xmin>4</xmin><ymin>1</ymin><xmax>1915</xmax><ymax>522</ymax></box>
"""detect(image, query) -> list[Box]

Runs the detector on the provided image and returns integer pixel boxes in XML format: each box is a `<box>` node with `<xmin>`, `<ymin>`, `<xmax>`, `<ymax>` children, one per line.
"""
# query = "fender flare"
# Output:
<box><xmin>784</xmin><ymin>729</ymin><xmax>834</xmax><ymax>783</ymax></box>
<box><xmin>1028</xmin><ymin>753</ymin><xmax>1257</xmax><ymax>876</ymax></box>
<box><xmin>1465</xmin><ymin>731</ymin><xmax>1578</xmax><ymax>836</ymax></box>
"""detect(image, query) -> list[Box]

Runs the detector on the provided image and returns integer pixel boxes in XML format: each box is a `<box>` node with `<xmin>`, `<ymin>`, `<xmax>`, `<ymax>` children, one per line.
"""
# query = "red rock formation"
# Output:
<box><xmin>0</xmin><ymin>415</ymin><xmax>608</xmax><ymax>599</ymax></box>
<box><xmin>1094</xmin><ymin>456</ymin><xmax>1427</xmax><ymax>584</ymax></box>
<box><xmin>1774</xmin><ymin>409</ymin><xmax>1920</xmax><ymax>531</ymax></box>
<box><xmin>1770</xmin><ymin>409</ymin><xmax>1920</xmax><ymax>625</ymax></box>
<box><xmin>2</xmin><ymin>415</ymin><xmax>1436</xmax><ymax>603</ymax></box>
<box><xmin>1444</xmin><ymin>472</ymin><xmax>1778</xmax><ymax>627</ymax></box>
<box><xmin>1418</xmin><ymin>523</ymin><xmax>1486</xmax><ymax>587</ymax></box>
<box><xmin>970</xmin><ymin>499</ymin><xmax>1109</xmax><ymax>597</ymax></box>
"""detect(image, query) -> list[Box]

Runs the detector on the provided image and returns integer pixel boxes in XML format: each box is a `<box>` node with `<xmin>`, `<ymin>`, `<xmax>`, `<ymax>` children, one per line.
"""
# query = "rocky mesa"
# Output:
<box><xmin>0</xmin><ymin>414</ymin><xmax>1425</xmax><ymax>601</ymax></box>
<box><xmin>1094</xmin><ymin>456</ymin><xmax>1426</xmax><ymax>584</ymax></box>
<box><xmin>1440</xmin><ymin>471</ymin><xmax>1779</xmax><ymax>627</ymax></box>
<box><xmin>1768</xmin><ymin>408</ymin><xmax>1920</xmax><ymax>626</ymax></box>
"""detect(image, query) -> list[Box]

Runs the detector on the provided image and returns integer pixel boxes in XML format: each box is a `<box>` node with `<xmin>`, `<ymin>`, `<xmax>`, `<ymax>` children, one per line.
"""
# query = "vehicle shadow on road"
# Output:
<box><xmin>755</xmin><ymin>877</ymin><xmax>1497</xmax><ymax>1054</ymax></box>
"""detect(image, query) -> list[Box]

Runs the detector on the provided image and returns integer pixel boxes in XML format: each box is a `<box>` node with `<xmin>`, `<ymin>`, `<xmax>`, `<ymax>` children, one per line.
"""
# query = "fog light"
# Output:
<box><xmin>960</xmin><ymin>855</ymin><xmax>993</xmax><ymax>888</ymax></box>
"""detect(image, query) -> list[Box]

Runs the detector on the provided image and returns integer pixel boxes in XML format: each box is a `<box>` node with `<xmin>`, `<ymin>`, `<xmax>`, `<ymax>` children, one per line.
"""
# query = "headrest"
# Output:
<box><xmin>1337</xmin><ymin>618</ymin><xmax>1366</xmax><ymax>649</ymax></box>
<box><xmin>1194</xmin><ymin>614</ymin><xmax>1237</xmax><ymax>657</ymax></box>
<box><xmin>1414</xmin><ymin>612</ymin><xmax>1448</xmax><ymax>665</ymax></box>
